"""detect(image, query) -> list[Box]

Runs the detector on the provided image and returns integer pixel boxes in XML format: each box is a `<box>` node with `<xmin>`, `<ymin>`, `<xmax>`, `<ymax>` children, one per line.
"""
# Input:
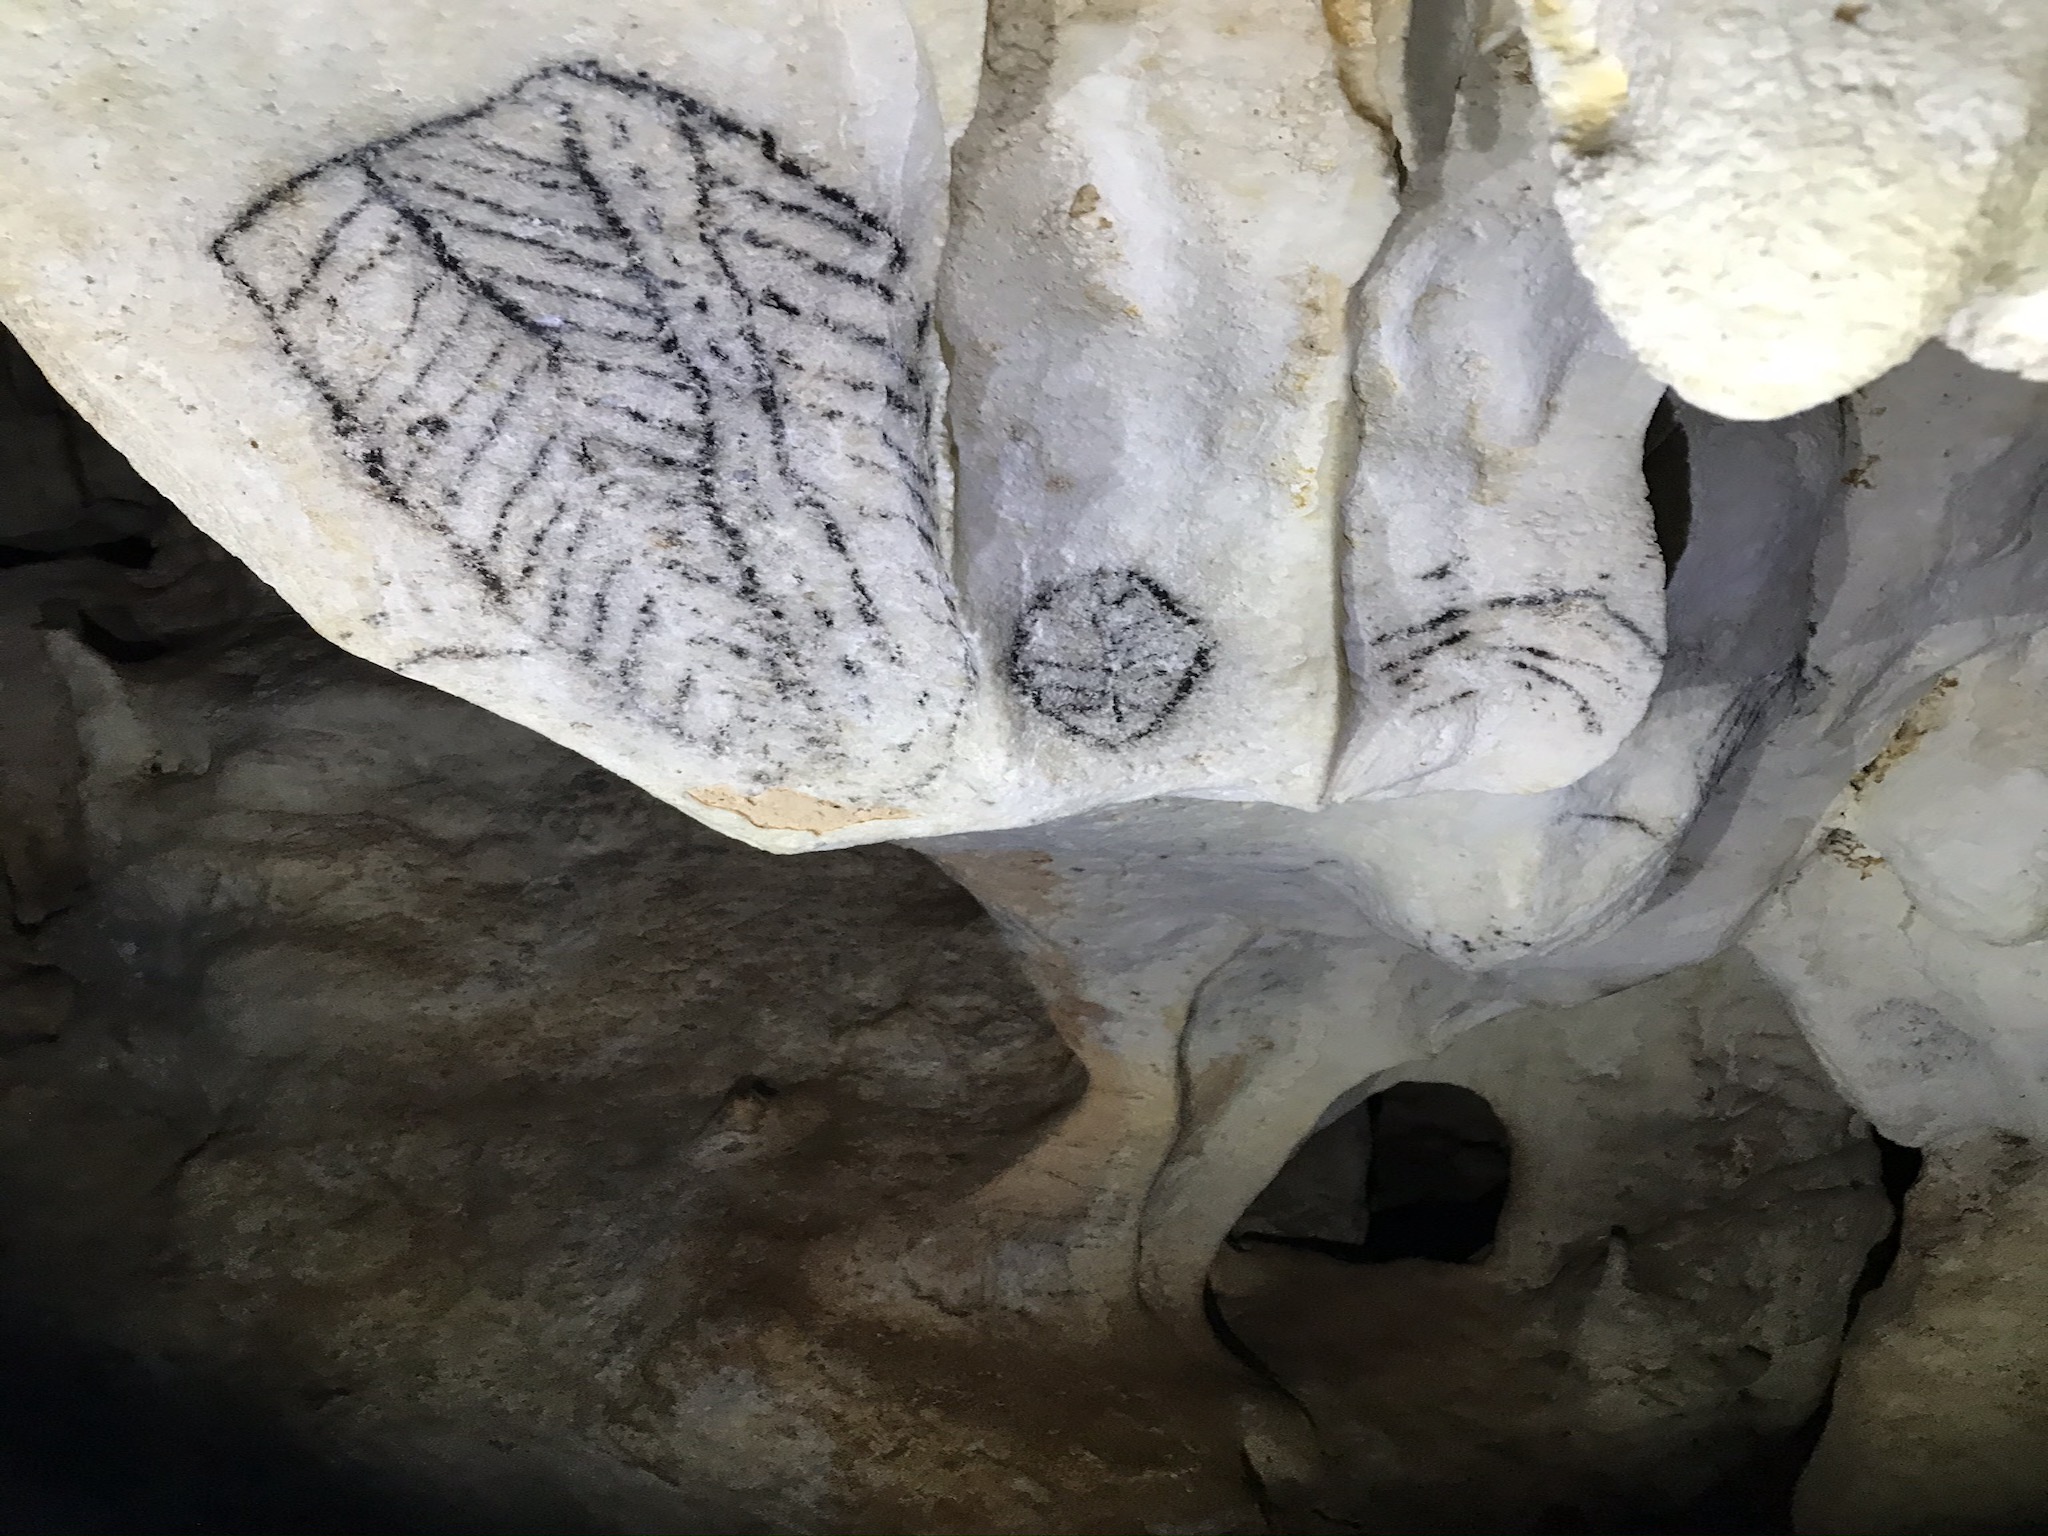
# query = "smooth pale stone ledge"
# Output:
<box><xmin>940</xmin><ymin>0</ymin><xmax>1396</xmax><ymax>815</ymax></box>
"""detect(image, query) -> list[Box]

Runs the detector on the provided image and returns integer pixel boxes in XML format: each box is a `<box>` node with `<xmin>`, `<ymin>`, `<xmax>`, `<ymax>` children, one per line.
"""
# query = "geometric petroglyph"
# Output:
<box><xmin>1007</xmin><ymin>569</ymin><xmax>1212</xmax><ymax>746</ymax></box>
<box><xmin>1367</xmin><ymin>588</ymin><xmax>1665</xmax><ymax>735</ymax></box>
<box><xmin>214</xmin><ymin>61</ymin><xmax>969</xmax><ymax>790</ymax></box>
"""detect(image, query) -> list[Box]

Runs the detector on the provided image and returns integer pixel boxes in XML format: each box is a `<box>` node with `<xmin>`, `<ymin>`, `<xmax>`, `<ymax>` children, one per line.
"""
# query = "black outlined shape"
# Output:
<box><xmin>1008</xmin><ymin>569</ymin><xmax>1212</xmax><ymax>745</ymax></box>
<box><xmin>214</xmin><ymin>60</ymin><xmax>968</xmax><ymax>787</ymax></box>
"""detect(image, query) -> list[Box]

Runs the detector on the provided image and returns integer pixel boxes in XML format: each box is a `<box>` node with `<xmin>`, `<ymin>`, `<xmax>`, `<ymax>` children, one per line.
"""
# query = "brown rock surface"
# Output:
<box><xmin>1797</xmin><ymin>1135</ymin><xmax>2048</xmax><ymax>1535</ymax></box>
<box><xmin>0</xmin><ymin>323</ymin><xmax>1945</xmax><ymax>1535</ymax></box>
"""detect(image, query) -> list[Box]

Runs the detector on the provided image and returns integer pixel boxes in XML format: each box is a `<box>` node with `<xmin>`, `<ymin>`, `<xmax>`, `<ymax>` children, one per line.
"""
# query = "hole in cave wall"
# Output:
<box><xmin>1644</xmin><ymin>390</ymin><xmax>1693</xmax><ymax>584</ymax></box>
<box><xmin>1210</xmin><ymin>1084</ymin><xmax>1917</xmax><ymax>1532</ymax></box>
<box><xmin>1227</xmin><ymin>1081</ymin><xmax>1512</xmax><ymax>1264</ymax></box>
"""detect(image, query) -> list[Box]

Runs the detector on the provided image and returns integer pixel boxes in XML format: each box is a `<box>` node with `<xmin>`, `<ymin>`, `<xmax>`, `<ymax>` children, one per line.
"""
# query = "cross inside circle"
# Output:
<box><xmin>1006</xmin><ymin>569</ymin><xmax>1213</xmax><ymax>746</ymax></box>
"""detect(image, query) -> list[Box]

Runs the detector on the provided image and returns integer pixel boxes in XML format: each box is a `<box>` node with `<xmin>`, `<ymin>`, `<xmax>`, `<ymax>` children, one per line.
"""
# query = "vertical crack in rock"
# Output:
<box><xmin>1006</xmin><ymin>569</ymin><xmax>1213</xmax><ymax>746</ymax></box>
<box><xmin>1642</xmin><ymin>391</ymin><xmax>1692</xmax><ymax>583</ymax></box>
<box><xmin>214</xmin><ymin>60</ymin><xmax>970</xmax><ymax>793</ymax></box>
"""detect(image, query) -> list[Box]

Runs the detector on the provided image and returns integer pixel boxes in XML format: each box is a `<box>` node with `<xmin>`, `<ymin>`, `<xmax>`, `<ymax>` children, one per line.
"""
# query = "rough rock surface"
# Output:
<box><xmin>1214</xmin><ymin>953</ymin><xmax>1888</xmax><ymax>1533</ymax></box>
<box><xmin>1750</xmin><ymin>636</ymin><xmax>2048</xmax><ymax>1150</ymax></box>
<box><xmin>0</xmin><ymin>325</ymin><xmax>1908</xmax><ymax>1533</ymax></box>
<box><xmin>6</xmin><ymin>0</ymin><xmax>2048</xmax><ymax>1528</ymax></box>
<box><xmin>1519</xmin><ymin>0</ymin><xmax>2048</xmax><ymax>417</ymax></box>
<box><xmin>0</xmin><ymin>0</ymin><xmax>1681</xmax><ymax>842</ymax></box>
<box><xmin>0</xmin><ymin>545</ymin><xmax>1157</xmax><ymax>1525</ymax></box>
<box><xmin>1797</xmin><ymin>1135</ymin><xmax>2048</xmax><ymax>1536</ymax></box>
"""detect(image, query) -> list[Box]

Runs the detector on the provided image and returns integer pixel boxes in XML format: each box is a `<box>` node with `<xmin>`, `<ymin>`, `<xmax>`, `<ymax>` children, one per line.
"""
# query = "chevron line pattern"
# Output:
<box><xmin>216</xmin><ymin>61</ymin><xmax>970</xmax><ymax>790</ymax></box>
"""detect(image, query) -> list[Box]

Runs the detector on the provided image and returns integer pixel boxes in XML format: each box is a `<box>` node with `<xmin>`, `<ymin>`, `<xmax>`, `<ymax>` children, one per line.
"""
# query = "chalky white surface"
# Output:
<box><xmin>940</xmin><ymin>0</ymin><xmax>1393</xmax><ymax>813</ymax></box>
<box><xmin>1749</xmin><ymin>637</ymin><xmax>2048</xmax><ymax>1147</ymax></box>
<box><xmin>1334</xmin><ymin>36</ymin><xmax>1665</xmax><ymax>800</ymax></box>
<box><xmin>0</xmin><ymin>0</ymin><xmax>1411</xmax><ymax>846</ymax></box>
<box><xmin>0</xmin><ymin>0</ymin><xmax>973</xmax><ymax>850</ymax></box>
<box><xmin>1517</xmin><ymin>0</ymin><xmax>2048</xmax><ymax>417</ymax></box>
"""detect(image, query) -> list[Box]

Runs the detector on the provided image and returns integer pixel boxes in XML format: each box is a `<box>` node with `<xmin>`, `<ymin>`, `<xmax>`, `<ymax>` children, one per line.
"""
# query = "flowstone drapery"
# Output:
<box><xmin>4</xmin><ymin>0</ymin><xmax>2048</xmax><ymax>1529</ymax></box>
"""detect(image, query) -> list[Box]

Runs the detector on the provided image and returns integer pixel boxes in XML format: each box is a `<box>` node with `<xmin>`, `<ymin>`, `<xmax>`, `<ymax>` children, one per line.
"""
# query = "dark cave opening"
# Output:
<box><xmin>1227</xmin><ymin>1081</ymin><xmax>1512</xmax><ymax>1265</ymax></box>
<box><xmin>0</xmin><ymin>531</ymin><xmax>158</xmax><ymax>571</ymax></box>
<box><xmin>1644</xmin><ymin>390</ymin><xmax>1692</xmax><ymax>583</ymax></box>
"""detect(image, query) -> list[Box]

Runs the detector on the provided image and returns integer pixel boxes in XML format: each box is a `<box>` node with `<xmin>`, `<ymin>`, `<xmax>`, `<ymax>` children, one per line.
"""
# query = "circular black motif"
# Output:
<box><xmin>1007</xmin><ymin>570</ymin><xmax>1213</xmax><ymax>746</ymax></box>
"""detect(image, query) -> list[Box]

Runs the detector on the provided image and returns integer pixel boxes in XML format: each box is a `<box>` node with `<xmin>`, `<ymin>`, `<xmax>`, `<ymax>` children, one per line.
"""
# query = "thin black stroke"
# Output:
<box><xmin>276</xmin><ymin>197</ymin><xmax>376</xmax><ymax>313</ymax></box>
<box><xmin>1372</xmin><ymin>588</ymin><xmax>1662</xmax><ymax>657</ymax></box>
<box><xmin>1505</xmin><ymin>655</ymin><xmax>1602</xmax><ymax>732</ymax></box>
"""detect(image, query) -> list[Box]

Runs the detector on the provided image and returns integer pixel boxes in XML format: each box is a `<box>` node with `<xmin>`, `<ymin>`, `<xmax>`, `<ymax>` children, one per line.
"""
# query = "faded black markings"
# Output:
<box><xmin>215</xmin><ymin>60</ymin><xmax>968</xmax><ymax>786</ymax></box>
<box><xmin>1369</xmin><ymin>588</ymin><xmax>1664</xmax><ymax>735</ymax></box>
<box><xmin>1008</xmin><ymin>570</ymin><xmax>1212</xmax><ymax>746</ymax></box>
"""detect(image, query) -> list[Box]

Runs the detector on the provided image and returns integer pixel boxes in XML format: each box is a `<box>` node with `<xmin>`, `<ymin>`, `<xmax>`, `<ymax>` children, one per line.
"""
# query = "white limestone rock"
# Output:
<box><xmin>1848</xmin><ymin>637</ymin><xmax>2048</xmax><ymax>948</ymax></box>
<box><xmin>0</xmin><ymin>0</ymin><xmax>976</xmax><ymax>851</ymax></box>
<box><xmin>1467</xmin><ymin>343</ymin><xmax>2048</xmax><ymax>995</ymax></box>
<box><xmin>1335</xmin><ymin>24</ymin><xmax>1666</xmax><ymax>800</ymax></box>
<box><xmin>1743</xmin><ymin>645</ymin><xmax>2048</xmax><ymax>1148</ymax></box>
<box><xmin>1733</xmin><ymin>354</ymin><xmax>2048</xmax><ymax>1148</ymax></box>
<box><xmin>939</xmin><ymin>0</ymin><xmax>1394</xmax><ymax>816</ymax></box>
<box><xmin>931</xmin><ymin>341</ymin><xmax>2048</xmax><ymax>979</ymax></box>
<box><xmin>11</xmin><ymin>0</ymin><xmax>2048</xmax><ymax>900</ymax></box>
<box><xmin>0</xmin><ymin>0</ymin><xmax>1417</xmax><ymax>849</ymax></box>
<box><xmin>1313</xmin><ymin>394</ymin><xmax>1839</xmax><ymax>964</ymax></box>
<box><xmin>903</xmin><ymin>0</ymin><xmax>988</xmax><ymax>144</ymax></box>
<box><xmin>14</xmin><ymin>0</ymin><xmax>2048</xmax><ymax>1058</ymax></box>
<box><xmin>1748</xmin><ymin>838</ymin><xmax>2045</xmax><ymax>1148</ymax></box>
<box><xmin>1516</xmin><ymin>0</ymin><xmax>2048</xmax><ymax>418</ymax></box>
